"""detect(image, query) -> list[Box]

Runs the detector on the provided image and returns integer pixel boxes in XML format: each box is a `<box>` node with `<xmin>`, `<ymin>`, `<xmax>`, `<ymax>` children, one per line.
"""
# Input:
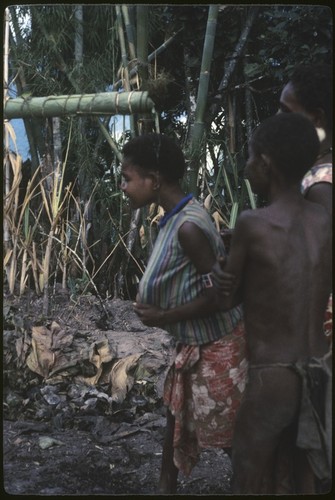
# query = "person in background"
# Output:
<box><xmin>278</xmin><ymin>63</ymin><xmax>332</xmax><ymax>343</ymax></box>
<box><xmin>217</xmin><ymin>112</ymin><xmax>332</xmax><ymax>493</ymax></box>
<box><xmin>218</xmin><ymin>63</ymin><xmax>332</xmax><ymax>338</ymax></box>
<box><xmin>121</xmin><ymin>133</ymin><xmax>247</xmax><ymax>494</ymax></box>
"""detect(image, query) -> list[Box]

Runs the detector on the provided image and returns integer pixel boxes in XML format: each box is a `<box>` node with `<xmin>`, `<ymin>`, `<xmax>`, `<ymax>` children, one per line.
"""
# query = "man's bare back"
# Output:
<box><xmin>230</xmin><ymin>195</ymin><xmax>331</xmax><ymax>365</ymax></box>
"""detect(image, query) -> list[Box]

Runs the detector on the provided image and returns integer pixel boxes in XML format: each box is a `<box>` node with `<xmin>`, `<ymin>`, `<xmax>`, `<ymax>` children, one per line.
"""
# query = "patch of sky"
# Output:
<box><xmin>6</xmin><ymin>81</ymin><xmax>30</xmax><ymax>160</ymax></box>
<box><xmin>8</xmin><ymin>119</ymin><xmax>30</xmax><ymax>161</ymax></box>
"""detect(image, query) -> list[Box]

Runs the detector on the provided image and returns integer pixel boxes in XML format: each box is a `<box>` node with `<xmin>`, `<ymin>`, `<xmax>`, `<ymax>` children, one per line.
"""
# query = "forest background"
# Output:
<box><xmin>3</xmin><ymin>4</ymin><xmax>332</xmax><ymax>314</ymax></box>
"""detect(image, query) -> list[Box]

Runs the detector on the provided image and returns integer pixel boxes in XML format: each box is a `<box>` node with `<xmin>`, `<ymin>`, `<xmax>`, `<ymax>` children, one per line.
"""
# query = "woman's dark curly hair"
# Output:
<box><xmin>122</xmin><ymin>133</ymin><xmax>186</xmax><ymax>182</ymax></box>
<box><xmin>250</xmin><ymin>113</ymin><xmax>320</xmax><ymax>183</ymax></box>
<box><xmin>288</xmin><ymin>64</ymin><xmax>332</xmax><ymax>129</ymax></box>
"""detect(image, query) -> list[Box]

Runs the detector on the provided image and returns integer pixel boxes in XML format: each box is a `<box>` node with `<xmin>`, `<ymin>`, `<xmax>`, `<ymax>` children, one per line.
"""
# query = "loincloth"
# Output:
<box><xmin>250</xmin><ymin>351</ymin><xmax>332</xmax><ymax>483</ymax></box>
<box><xmin>164</xmin><ymin>320</ymin><xmax>247</xmax><ymax>476</ymax></box>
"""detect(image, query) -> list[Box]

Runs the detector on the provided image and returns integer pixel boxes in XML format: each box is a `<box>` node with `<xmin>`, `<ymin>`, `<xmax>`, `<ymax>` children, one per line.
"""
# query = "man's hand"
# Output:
<box><xmin>133</xmin><ymin>302</ymin><xmax>165</xmax><ymax>327</ymax></box>
<box><xmin>220</xmin><ymin>228</ymin><xmax>233</xmax><ymax>253</ymax></box>
<box><xmin>211</xmin><ymin>256</ymin><xmax>236</xmax><ymax>296</ymax></box>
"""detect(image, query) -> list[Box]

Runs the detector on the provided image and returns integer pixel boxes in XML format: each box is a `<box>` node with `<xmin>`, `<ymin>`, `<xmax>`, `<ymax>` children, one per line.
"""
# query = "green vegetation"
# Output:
<box><xmin>3</xmin><ymin>4</ymin><xmax>332</xmax><ymax>304</ymax></box>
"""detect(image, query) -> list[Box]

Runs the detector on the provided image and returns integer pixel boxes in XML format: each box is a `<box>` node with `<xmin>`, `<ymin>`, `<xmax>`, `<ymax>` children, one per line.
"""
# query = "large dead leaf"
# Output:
<box><xmin>76</xmin><ymin>340</ymin><xmax>115</xmax><ymax>386</ymax></box>
<box><xmin>15</xmin><ymin>331</ymin><xmax>31</xmax><ymax>367</ymax></box>
<box><xmin>108</xmin><ymin>353</ymin><xmax>143</xmax><ymax>403</ymax></box>
<box><xmin>26</xmin><ymin>322</ymin><xmax>74</xmax><ymax>378</ymax></box>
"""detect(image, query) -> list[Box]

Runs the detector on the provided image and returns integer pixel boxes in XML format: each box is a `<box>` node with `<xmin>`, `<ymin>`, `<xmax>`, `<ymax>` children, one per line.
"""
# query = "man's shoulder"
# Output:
<box><xmin>236</xmin><ymin>208</ymin><xmax>271</xmax><ymax>229</ymax></box>
<box><xmin>233</xmin><ymin>208</ymin><xmax>272</xmax><ymax>244</ymax></box>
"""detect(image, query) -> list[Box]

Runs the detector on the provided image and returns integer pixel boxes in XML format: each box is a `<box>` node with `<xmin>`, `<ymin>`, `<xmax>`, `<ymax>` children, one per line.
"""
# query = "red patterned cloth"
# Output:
<box><xmin>163</xmin><ymin>320</ymin><xmax>247</xmax><ymax>476</ymax></box>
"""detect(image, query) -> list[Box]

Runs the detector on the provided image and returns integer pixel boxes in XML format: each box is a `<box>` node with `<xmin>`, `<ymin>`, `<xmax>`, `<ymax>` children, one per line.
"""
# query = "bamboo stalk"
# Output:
<box><xmin>188</xmin><ymin>5</ymin><xmax>219</xmax><ymax>194</ymax></box>
<box><xmin>121</xmin><ymin>4</ymin><xmax>136</xmax><ymax>61</ymax></box>
<box><xmin>42</xmin><ymin>228</ymin><xmax>54</xmax><ymax>315</ymax></box>
<box><xmin>136</xmin><ymin>5</ymin><xmax>149</xmax><ymax>86</ymax></box>
<box><xmin>116</xmin><ymin>5</ymin><xmax>131</xmax><ymax>92</ymax></box>
<box><xmin>98</xmin><ymin>121</ymin><xmax>123</xmax><ymax>161</ymax></box>
<box><xmin>4</xmin><ymin>91</ymin><xmax>155</xmax><ymax>119</ymax></box>
<box><xmin>8</xmin><ymin>244</ymin><xmax>17</xmax><ymax>295</ymax></box>
<box><xmin>3</xmin><ymin>10</ymin><xmax>10</xmax><ymax>252</ymax></box>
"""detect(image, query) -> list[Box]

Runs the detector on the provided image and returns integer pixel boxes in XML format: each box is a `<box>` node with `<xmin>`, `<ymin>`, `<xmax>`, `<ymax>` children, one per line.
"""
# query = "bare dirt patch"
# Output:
<box><xmin>3</xmin><ymin>291</ymin><xmax>232</xmax><ymax>495</ymax></box>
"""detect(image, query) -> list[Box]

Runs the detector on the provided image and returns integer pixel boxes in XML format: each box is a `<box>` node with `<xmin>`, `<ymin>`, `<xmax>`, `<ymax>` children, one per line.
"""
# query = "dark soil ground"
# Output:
<box><xmin>3</xmin><ymin>419</ymin><xmax>232</xmax><ymax>496</ymax></box>
<box><xmin>3</xmin><ymin>290</ymin><xmax>233</xmax><ymax>496</ymax></box>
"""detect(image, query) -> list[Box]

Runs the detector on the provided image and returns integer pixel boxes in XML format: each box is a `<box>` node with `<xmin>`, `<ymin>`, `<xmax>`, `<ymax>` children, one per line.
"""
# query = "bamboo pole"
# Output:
<box><xmin>3</xmin><ymin>8</ymin><xmax>11</xmax><ymax>253</ymax></box>
<box><xmin>4</xmin><ymin>91</ymin><xmax>156</xmax><ymax>119</ymax></box>
<box><xmin>116</xmin><ymin>5</ymin><xmax>131</xmax><ymax>92</ymax></box>
<box><xmin>188</xmin><ymin>5</ymin><xmax>219</xmax><ymax>194</ymax></box>
<box><xmin>121</xmin><ymin>4</ymin><xmax>136</xmax><ymax>61</ymax></box>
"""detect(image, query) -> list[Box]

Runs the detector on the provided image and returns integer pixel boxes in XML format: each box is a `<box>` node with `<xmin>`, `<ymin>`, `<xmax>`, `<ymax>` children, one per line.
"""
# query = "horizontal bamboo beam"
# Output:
<box><xmin>4</xmin><ymin>91</ymin><xmax>155</xmax><ymax>119</ymax></box>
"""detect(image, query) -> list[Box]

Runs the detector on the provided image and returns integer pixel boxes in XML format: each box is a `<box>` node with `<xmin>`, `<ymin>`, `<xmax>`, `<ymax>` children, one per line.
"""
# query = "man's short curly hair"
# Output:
<box><xmin>122</xmin><ymin>133</ymin><xmax>186</xmax><ymax>182</ymax></box>
<box><xmin>288</xmin><ymin>64</ymin><xmax>332</xmax><ymax>129</ymax></box>
<box><xmin>250</xmin><ymin>113</ymin><xmax>320</xmax><ymax>183</ymax></box>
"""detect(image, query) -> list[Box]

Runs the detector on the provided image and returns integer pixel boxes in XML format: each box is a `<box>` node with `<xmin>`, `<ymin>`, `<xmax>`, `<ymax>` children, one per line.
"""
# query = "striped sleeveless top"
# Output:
<box><xmin>138</xmin><ymin>198</ymin><xmax>243</xmax><ymax>345</ymax></box>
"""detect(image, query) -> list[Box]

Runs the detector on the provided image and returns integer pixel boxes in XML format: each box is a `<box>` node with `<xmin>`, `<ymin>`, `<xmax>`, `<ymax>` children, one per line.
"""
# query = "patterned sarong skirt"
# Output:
<box><xmin>163</xmin><ymin>320</ymin><xmax>248</xmax><ymax>476</ymax></box>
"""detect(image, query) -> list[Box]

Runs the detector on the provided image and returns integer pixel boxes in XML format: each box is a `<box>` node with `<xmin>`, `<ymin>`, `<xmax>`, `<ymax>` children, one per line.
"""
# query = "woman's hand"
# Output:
<box><xmin>133</xmin><ymin>302</ymin><xmax>165</xmax><ymax>327</ymax></box>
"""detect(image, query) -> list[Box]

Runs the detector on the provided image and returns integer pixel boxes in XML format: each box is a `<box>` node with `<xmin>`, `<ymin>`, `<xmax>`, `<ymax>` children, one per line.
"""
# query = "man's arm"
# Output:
<box><xmin>305</xmin><ymin>183</ymin><xmax>332</xmax><ymax>218</ymax></box>
<box><xmin>216</xmin><ymin>212</ymin><xmax>251</xmax><ymax>310</ymax></box>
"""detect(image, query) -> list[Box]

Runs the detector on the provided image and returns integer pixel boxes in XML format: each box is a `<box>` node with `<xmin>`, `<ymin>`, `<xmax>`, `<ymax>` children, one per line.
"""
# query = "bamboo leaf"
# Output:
<box><xmin>4</xmin><ymin>120</ymin><xmax>17</xmax><ymax>144</ymax></box>
<box><xmin>244</xmin><ymin>179</ymin><xmax>257</xmax><ymax>209</ymax></box>
<box><xmin>229</xmin><ymin>202</ymin><xmax>239</xmax><ymax>229</ymax></box>
<box><xmin>4</xmin><ymin>249</ymin><xmax>13</xmax><ymax>267</ymax></box>
<box><xmin>221</xmin><ymin>166</ymin><xmax>234</xmax><ymax>205</ymax></box>
<box><xmin>23</xmin><ymin>204</ymin><xmax>31</xmax><ymax>241</ymax></box>
<box><xmin>40</xmin><ymin>181</ymin><xmax>53</xmax><ymax>225</ymax></box>
<box><xmin>19</xmin><ymin>248</ymin><xmax>29</xmax><ymax>295</ymax></box>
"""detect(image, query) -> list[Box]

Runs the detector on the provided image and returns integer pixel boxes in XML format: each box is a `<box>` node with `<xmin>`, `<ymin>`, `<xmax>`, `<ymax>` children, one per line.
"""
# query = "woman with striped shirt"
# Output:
<box><xmin>121</xmin><ymin>133</ymin><xmax>246</xmax><ymax>494</ymax></box>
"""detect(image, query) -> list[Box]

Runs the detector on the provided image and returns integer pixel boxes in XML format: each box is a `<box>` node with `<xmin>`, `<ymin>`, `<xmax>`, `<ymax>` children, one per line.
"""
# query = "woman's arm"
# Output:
<box><xmin>133</xmin><ymin>221</ymin><xmax>222</xmax><ymax>327</ymax></box>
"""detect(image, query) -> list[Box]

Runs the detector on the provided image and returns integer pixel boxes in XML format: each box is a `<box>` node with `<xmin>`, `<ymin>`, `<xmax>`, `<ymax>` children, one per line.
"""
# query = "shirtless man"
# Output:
<box><xmin>278</xmin><ymin>64</ymin><xmax>332</xmax><ymax>344</ymax></box>
<box><xmin>217</xmin><ymin>112</ymin><xmax>332</xmax><ymax>493</ymax></box>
